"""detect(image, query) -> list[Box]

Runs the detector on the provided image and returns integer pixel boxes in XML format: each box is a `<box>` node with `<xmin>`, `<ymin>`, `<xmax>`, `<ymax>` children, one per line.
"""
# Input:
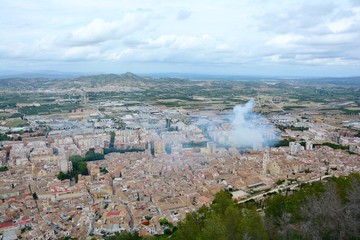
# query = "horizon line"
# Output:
<box><xmin>0</xmin><ymin>70</ymin><xmax>359</xmax><ymax>79</ymax></box>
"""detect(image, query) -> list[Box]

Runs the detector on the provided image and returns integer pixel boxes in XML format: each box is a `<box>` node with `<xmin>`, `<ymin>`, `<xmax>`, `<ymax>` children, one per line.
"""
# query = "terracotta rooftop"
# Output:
<box><xmin>107</xmin><ymin>211</ymin><xmax>121</xmax><ymax>217</ymax></box>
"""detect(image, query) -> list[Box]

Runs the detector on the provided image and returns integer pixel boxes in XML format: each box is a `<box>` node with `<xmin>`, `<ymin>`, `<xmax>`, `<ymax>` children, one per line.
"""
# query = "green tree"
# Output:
<box><xmin>110</xmin><ymin>131</ymin><xmax>115</xmax><ymax>148</ymax></box>
<box><xmin>173</xmin><ymin>206</ymin><xmax>209</xmax><ymax>240</ymax></box>
<box><xmin>105</xmin><ymin>231</ymin><xmax>141</xmax><ymax>240</ymax></box>
<box><xmin>0</xmin><ymin>133</ymin><xmax>12</xmax><ymax>141</ymax></box>
<box><xmin>85</xmin><ymin>150</ymin><xmax>104</xmax><ymax>161</ymax></box>
<box><xmin>174</xmin><ymin>191</ymin><xmax>268</xmax><ymax>240</ymax></box>
<box><xmin>32</xmin><ymin>192</ymin><xmax>38</xmax><ymax>200</ymax></box>
<box><xmin>57</xmin><ymin>156</ymin><xmax>90</xmax><ymax>182</ymax></box>
<box><xmin>264</xmin><ymin>173</ymin><xmax>360</xmax><ymax>239</ymax></box>
<box><xmin>201</xmin><ymin>212</ymin><xmax>227</xmax><ymax>240</ymax></box>
<box><xmin>57</xmin><ymin>171</ymin><xmax>70</xmax><ymax>180</ymax></box>
<box><xmin>159</xmin><ymin>218</ymin><xmax>169</xmax><ymax>226</ymax></box>
<box><xmin>163</xmin><ymin>228</ymin><xmax>172</xmax><ymax>235</ymax></box>
<box><xmin>0</xmin><ymin>166</ymin><xmax>9</xmax><ymax>172</ymax></box>
<box><xmin>211</xmin><ymin>190</ymin><xmax>234</xmax><ymax>214</ymax></box>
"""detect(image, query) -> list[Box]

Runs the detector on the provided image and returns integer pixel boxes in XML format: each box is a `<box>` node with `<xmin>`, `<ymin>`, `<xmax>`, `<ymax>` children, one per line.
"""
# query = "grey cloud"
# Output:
<box><xmin>60</xmin><ymin>12</ymin><xmax>151</xmax><ymax>47</ymax></box>
<box><xmin>349</xmin><ymin>0</ymin><xmax>360</xmax><ymax>7</ymax></box>
<box><xmin>121</xmin><ymin>38</ymin><xmax>148</xmax><ymax>48</ymax></box>
<box><xmin>177</xmin><ymin>10</ymin><xmax>192</xmax><ymax>20</ymax></box>
<box><xmin>258</xmin><ymin>2</ymin><xmax>336</xmax><ymax>34</ymax></box>
<box><xmin>262</xmin><ymin>2</ymin><xmax>360</xmax><ymax>67</ymax></box>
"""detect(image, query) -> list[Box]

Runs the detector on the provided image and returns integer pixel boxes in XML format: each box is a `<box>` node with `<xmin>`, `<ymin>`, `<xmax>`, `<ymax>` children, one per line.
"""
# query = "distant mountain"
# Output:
<box><xmin>74</xmin><ymin>72</ymin><xmax>145</xmax><ymax>84</ymax></box>
<box><xmin>298</xmin><ymin>76</ymin><xmax>360</xmax><ymax>86</ymax></box>
<box><xmin>0</xmin><ymin>72</ymin><xmax>148</xmax><ymax>88</ymax></box>
<box><xmin>141</xmin><ymin>72</ymin><xmax>274</xmax><ymax>81</ymax></box>
<box><xmin>0</xmin><ymin>70</ymin><xmax>88</xmax><ymax>79</ymax></box>
<box><xmin>121</xmin><ymin>72</ymin><xmax>143</xmax><ymax>81</ymax></box>
<box><xmin>0</xmin><ymin>71</ymin><xmax>359</xmax><ymax>88</ymax></box>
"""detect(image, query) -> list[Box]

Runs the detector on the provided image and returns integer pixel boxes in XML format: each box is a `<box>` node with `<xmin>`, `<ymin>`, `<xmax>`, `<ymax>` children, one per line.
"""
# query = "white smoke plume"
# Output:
<box><xmin>230</xmin><ymin>99</ymin><xmax>277</xmax><ymax>148</ymax></box>
<box><xmin>205</xmin><ymin>99</ymin><xmax>278</xmax><ymax>149</ymax></box>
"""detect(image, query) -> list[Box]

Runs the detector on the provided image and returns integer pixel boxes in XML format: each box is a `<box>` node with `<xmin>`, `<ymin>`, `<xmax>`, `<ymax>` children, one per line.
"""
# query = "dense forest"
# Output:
<box><xmin>104</xmin><ymin>173</ymin><xmax>360</xmax><ymax>240</ymax></box>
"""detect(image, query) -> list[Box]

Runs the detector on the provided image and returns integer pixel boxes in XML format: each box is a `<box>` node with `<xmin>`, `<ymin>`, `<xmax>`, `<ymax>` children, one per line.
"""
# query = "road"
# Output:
<box><xmin>125</xmin><ymin>204</ymin><xmax>135</xmax><ymax>232</ymax></box>
<box><xmin>40</xmin><ymin>214</ymin><xmax>64</xmax><ymax>235</ymax></box>
<box><xmin>237</xmin><ymin>174</ymin><xmax>332</xmax><ymax>204</ymax></box>
<box><xmin>87</xmin><ymin>189</ymin><xmax>95</xmax><ymax>235</ymax></box>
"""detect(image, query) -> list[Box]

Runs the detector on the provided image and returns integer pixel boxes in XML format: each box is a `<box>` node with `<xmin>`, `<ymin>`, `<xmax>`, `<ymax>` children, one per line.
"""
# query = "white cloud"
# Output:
<box><xmin>263</xmin><ymin>54</ymin><xmax>283</xmax><ymax>63</ymax></box>
<box><xmin>262</xmin><ymin>3</ymin><xmax>360</xmax><ymax>68</ymax></box>
<box><xmin>65</xmin><ymin>12</ymin><xmax>151</xmax><ymax>46</ymax></box>
<box><xmin>214</xmin><ymin>44</ymin><xmax>233</xmax><ymax>53</ymax></box>
<box><xmin>327</xmin><ymin>7</ymin><xmax>360</xmax><ymax>33</ymax></box>
<box><xmin>1</xmin><ymin>0</ymin><xmax>360</xmax><ymax>76</ymax></box>
<box><xmin>266</xmin><ymin>34</ymin><xmax>304</xmax><ymax>46</ymax></box>
<box><xmin>328</xmin><ymin>18</ymin><xmax>355</xmax><ymax>33</ymax></box>
<box><xmin>136</xmin><ymin>34</ymin><xmax>212</xmax><ymax>50</ymax></box>
<box><xmin>63</xmin><ymin>46</ymin><xmax>101</xmax><ymax>60</ymax></box>
<box><xmin>301</xmin><ymin>57</ymin><xmax>351</xmax><ymax>66</ymax></box>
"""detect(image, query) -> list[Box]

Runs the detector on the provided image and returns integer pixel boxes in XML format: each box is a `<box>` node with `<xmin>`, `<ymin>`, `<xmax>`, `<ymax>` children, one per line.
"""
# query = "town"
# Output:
<box><xmin>0</xmin><ymin>73</ymin><xmax>359</xmax><ymax>239</ymax></box>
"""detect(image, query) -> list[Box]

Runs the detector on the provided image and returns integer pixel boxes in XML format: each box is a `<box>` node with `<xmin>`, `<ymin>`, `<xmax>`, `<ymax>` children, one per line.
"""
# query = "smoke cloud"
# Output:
<box><xmin>206</xmin><ymin>99</ymin><xmax>278</xmax><ymax>149</ymax></box>
<box><xmin>231</xmin><ymin>99</ymin><xmax>277</xmax><ymax>148</ymax></box>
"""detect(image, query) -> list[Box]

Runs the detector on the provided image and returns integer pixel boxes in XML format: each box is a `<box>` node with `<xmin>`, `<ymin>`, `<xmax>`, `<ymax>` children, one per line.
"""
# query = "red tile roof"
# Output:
<box><xmin>0</xmin><ymin>221</ymin><xmax>14</xmax><ymax>229</ymax></box>
<box><xmin>106</xmin><ymin>211</ymin><xmax>121</xmax><ymax>217</ymax></box>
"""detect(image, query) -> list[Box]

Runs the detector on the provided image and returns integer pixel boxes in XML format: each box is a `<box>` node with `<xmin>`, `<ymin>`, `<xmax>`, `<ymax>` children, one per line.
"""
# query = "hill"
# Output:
<box><xmin>104</xmin><ymin>174</ymin><xmax>360</xmax><ymax>240</ymax></box>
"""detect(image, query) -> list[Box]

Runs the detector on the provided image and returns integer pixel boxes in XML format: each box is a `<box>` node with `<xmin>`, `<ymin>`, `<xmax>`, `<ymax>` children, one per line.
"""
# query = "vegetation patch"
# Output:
<box><xmin>6</xmin><ymin>119</ymin><xmax>29</xmax><ymax>127</ymax></box>
<box><xmin>313</xmin><ymin>142</ymin><xmax>349</xmax><ymax>150</ymax></box>
<box><xmin>0</xmin><ymin>166</ymin><xmax>9</xmax><ymax>172</ymax></box>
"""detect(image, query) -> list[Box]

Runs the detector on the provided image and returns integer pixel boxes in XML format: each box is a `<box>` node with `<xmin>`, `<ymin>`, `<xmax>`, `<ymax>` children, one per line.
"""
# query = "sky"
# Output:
<box><xmin>0</xmin><ymin>0</ymin><xmax>360</xmax><ymax>77</ymax></box>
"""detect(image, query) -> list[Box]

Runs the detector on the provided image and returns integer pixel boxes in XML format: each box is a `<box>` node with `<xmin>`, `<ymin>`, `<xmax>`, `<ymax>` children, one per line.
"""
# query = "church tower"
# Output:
<box><xmin>262</xmin><ymin>148</ymin><xmax>270</xmax><ymax>175</ymax></box>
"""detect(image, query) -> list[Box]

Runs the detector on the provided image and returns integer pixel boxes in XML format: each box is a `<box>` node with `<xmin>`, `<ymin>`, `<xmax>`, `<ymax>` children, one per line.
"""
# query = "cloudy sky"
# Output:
<box><xmin>1</xmin><ymin>0</ymin><xmax>360</xmax><ymax>77</ymax></box>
